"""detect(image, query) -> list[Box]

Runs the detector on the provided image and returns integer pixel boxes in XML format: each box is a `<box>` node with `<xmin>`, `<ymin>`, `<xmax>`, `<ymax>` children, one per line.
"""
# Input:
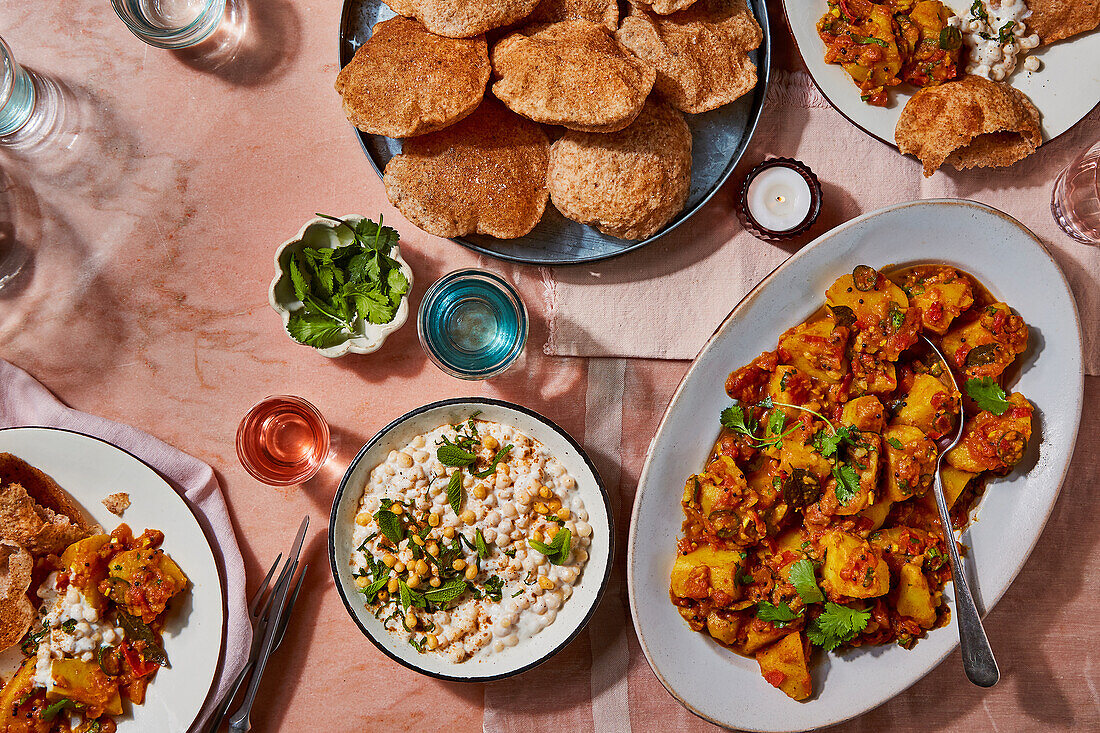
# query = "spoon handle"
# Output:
<box><xmin>931</xmin><ymin>459</ymin><xmax>1000</xmax><ymax>687</ymax></box>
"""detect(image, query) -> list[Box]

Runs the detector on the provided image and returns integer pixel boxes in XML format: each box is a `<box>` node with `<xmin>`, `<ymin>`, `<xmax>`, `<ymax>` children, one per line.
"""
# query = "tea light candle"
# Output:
<box><xmin>737</xmin><ymin>158</ymin><xmax>821</xmax><ymax>241</ymax></box>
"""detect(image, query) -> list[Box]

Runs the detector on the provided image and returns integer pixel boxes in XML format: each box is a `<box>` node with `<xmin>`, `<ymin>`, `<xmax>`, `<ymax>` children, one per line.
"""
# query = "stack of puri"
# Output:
<box><xmin>335</xmin><ymin>0</ymin><xmax>763</xmax><ymax>241</ymax></box>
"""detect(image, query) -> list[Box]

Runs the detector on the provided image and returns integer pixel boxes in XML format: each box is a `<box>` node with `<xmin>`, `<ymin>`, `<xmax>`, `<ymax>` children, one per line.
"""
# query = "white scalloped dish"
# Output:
<box><xmin>268</xmin><ymin>215</ymin><xmax>413</xmax><ymax>358</ymax></box>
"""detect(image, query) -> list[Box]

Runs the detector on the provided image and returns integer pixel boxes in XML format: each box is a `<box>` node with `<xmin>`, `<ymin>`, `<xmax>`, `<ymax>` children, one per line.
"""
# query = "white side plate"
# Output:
<box><xmin>0</xmin><ymin>427</ymin><xmax>225</xmax><ymax>733</ymax></box>
<box><xmin>784</xmin><ymin>1</ymin><xmax>1100</xmax><ymax>144</ymax></box>
<box><xmin>627</xmin><ymin>199</ymin><xmax>1084</xmax><ymax>731</ymax></box>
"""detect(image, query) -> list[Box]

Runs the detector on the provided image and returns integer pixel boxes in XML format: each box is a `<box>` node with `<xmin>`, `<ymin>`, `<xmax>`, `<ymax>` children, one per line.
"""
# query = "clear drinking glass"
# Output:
<box><xmin>1051</xmin><ymin>140</ymin><xmax>1100</xmax><ymax>245</ymax></box>
<box><xmin>418</xmin><ymin>269</ymin><xmax>528</xmax><ymax>380</ymax></box>
<box><xmin>111</xmin><ymin>0</ymin><xmax>227</xmax><ymax>49</ymax></box>
<box><xmin>0</xmin><ymin>37</ymin><xmax>35</xmax><ymax>137</ymax></box>
<box><xmin>236</xmin><ymin>395</ymin><xmax>331</xmax><ymax>486</ymax></box>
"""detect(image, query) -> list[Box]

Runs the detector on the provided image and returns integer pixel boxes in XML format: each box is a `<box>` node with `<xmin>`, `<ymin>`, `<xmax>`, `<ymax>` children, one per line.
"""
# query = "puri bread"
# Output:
<box><xmin>491</xmin><ymin>20</ymin><xmax>656</xmax><ymax>133</ymax></box>
<box><xmin>633</xmin><ymin>0</ymin><xmax>699</xmax><ymax>16</ymax></box>
<box><xmin>895</xmin><ymin>75</ymin><xmax>1042</xmax><ymax>177</ymax></box>
<box><xmin>383</xmin><ymin>0</ymin><xmax>541</xmax><ymax>37</ymax></box>
<box><xmin>617</xmin><ymin>0</ymin><xmax>762</xmax><ymax>114</ymax></box>
<box><xmin>1026</xmin><ymin>0</ymin><xmax>1100</xmax><ymax>46</ymax></box>
<box><xmin>0</xmin><ymin>453</ymin><xmax>95</xmax><ymax>536</ymax></box>
<box><xmin>335</xmin><ymin>17</ymin><xmax>489</xmax><ymax>138</ymax></box>
<box><xmin>383</xmin><ymin>99</ymin><xmax>550</xmax><ymax>239</ymax></box>
<box><xmin>525</xmin><ymin>0</ymin><xmax>619</xmax><ymax>30</ymax></box>
<box><xmin>548</xmin><ymin>99</ymin><xmax>692</xmax><ymax>240</ymax></box>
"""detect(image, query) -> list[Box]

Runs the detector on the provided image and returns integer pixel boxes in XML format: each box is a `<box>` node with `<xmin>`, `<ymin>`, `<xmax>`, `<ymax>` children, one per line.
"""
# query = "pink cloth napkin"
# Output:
<box><xmin>543</xmin><ymin>70</ymin><xmax>1100</xmax><ymax>376</ymax></box>
<box><xmin>0</xmin><ymin>359</ymin><xmax>250</xmax><ymax>732</ymax></box>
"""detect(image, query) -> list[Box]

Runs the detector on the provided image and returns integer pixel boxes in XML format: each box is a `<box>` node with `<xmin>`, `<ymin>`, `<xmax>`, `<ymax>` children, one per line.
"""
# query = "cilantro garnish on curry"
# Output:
<box><xmin>669</xmin><ymin>264</ymin><xmax>1033</xmax><ymax>700</ymax></box>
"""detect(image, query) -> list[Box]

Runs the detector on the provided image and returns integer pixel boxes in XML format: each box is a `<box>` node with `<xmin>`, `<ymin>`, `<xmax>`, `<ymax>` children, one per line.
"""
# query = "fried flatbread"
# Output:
<box><xmin>491</xmin><ymin>20</ymin><xmax>656</xmax><ymax>132</ymax></box>
<box><xmin>895</xmin><ymin>75</ymin><xmax>1042</xmax><ymax>177</ymax></box>
<box><xmin>617</xmin><ymin>0</ymin><xmax>762</xmax><ymax>114</ymax></box>
<box><xmin>0</xmin><ymin>453</ymin><xmax>95</xmax><ymax>536</ymax></box>
<box><xmin>0</xmin><ymin>541</ymin><xmax>33</xmax><ymax>652</ymax></box>
<box><xmin>525</xmin><ymin>0</ymin><xmax>619</xmax><ymax>30</ymax></box>
<box><xmin>383</xmin><ymin>0</ymin><xmax>541</xmax><ymax>37</ymax></box>
<box><xmin>335</xmin><ymin>17</ymin><xmax>490</xmax><ymax>138</ymax></box>
<box><xmin>1026</xmin><ymin>0</ymin><xmax>1100</xmax><ymax>46</ymax></box>
<box><xmin>547</xmin><ymin>99</ymin><xmax>692</xmax><ymax>240</ymax></box>
<box><xmin>0</xmin><ymin>482</ymin><xmax>89</xmax><ymax>556</ymax></box>
<box><xmin>383</xmin><ymin>99</ymin><xmax>550</xmax><ymax>239</ymax></box>
<box><xmin>633</xmin><ymin>0</ymin><xmax>699</xmax><ymax>16</ymax></box>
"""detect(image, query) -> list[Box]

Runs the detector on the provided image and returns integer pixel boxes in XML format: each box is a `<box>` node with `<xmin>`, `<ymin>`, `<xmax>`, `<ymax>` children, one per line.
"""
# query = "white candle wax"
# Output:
<box><xmin>746</xmin><ymin>165</ymin><xmax>812</xmax><ymax>232</ymax></box>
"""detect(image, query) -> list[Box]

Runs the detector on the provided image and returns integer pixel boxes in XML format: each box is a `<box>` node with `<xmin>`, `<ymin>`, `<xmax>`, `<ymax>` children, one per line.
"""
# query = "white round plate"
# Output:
<box><xmin>329</xmin><ymin>398</ymin><xmax>614</xmax><ymax>681</ymax></box>
<box><xmin>627</xmin><ymin>199</ymin><xmax>1084</xmax><ymax>731</ymax></box>
<box><xmin>0</xmin><ymin>427</ymin><xmax>224</xmax><ymax>733</ymax></box>
<box><xmin>783</xmin><ymin>1</ymin><xmax>1100</xmax><ymax>144</ymax></box>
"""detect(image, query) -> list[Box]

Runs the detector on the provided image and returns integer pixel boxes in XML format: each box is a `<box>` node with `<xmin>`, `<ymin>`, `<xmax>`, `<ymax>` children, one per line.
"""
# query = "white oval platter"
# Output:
<box><xmin>627</xmin><ymin>199</ymin><xmax>1084</xmax><ymax>731</ymax></box>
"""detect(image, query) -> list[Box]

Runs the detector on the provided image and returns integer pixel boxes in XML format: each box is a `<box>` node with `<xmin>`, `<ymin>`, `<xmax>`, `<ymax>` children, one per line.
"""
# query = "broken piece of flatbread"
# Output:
<box><xmin>0</xmin><ymin>541</ymin><xmax>34</xmax><ymax>652</ymax></box>
<box><xmin>0</xmin><ymin>482</ymin><xmax>89</xmax><ymax>556</ymax></box>
<box><xmin>895</xmin><ymin>75</ymin><xmax>1042</xmax><ymax>177</ymax></box>
<box><xmin>1026</xmin><ymin>0</ymin><xmax>1100</xmax><ymax>46</ymax></box>
<box><xmin>102</xmin><ymin>492</ymin><xmax>131</xmax><ymax>517</ymax></box>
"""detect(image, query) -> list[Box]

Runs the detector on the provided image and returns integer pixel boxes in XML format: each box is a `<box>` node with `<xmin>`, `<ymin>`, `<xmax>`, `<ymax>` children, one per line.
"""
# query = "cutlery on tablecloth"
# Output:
<box><xmin>206</xmin><ymin>515</ymin><xmax>309</xmax><ymax>732</ymax></box>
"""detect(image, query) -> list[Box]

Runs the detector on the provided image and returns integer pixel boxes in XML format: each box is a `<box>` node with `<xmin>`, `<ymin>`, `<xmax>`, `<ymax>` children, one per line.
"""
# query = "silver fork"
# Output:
<box><xmin>205</xmin><ymin>516</ymin><xmax>309</xmax><ymax>732</ymax></box>
<box><xmin>204</xmin><ymin>554</ymin><xmax>306</xmax><ymax>732</ymax></box>
<box><xmin>226</xmin><ymin>516</ymin><xmax>309</xmax><ymax>731</ymax></box>
<box><xmin>921</xmin><ymin>336</ymin><xmax>1000</xmax><ymax>687</ymax></box>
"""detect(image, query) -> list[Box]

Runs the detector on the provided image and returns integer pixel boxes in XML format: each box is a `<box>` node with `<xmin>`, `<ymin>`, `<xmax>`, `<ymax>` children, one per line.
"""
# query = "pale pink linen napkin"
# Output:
<box><xmin>543</xmin><ymin>70</ymin><xmax>1100</xmax><ymax>376</ymax></box>
<box><xmin>0</xmin><ymin>358</ymin><xmax>250</xmax><ymax>732</ymax></box>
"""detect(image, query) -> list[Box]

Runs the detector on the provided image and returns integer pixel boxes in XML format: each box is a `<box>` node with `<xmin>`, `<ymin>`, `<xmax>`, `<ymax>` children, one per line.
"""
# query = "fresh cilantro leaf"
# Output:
<box><xmin>788</xmin><ymin>559</ymin><xmax>824</xmax><ymax>604</ymax></box>
<box><xmin>348</xmin><ymin>286</ymin><xmax>396</xmax><ymax>325</ymax></box>
<box><xmin>286</xmin><ymin>311</ymin><xmax>347</xmax><ymax>349</ymax></box>
<box><xmin>965</xmin><ymin>377</ymin><xmax>1011</xmax><ymax>416</ymax></box>
<box><xmin>766</xmin><ymin>410</ymin><xmax>787</xmax><ymax>437</ymax></box>
<box><xmin>737</xmin><ymin>571</ymin><xmax>755</xmax><ymax>586</ymax></box>
<box><xmin>438</xmin><ymin>444</ymin><xmax>476</xmax><ymax>467</ymax></box>
<box><xmin>447</xmin><ymin>470</ymin><xmax>463</xmax><ymax>516</ymax></box>
<box><xmin>388</xmin><ymin>267</ymin><xmax>409</xmax><ymax>299</ymax></box>
<box><xmin>806</xmin><ymin>602</ymin><xmax>871</xmax><ymax>651</ymax></box>
<box><xmin>374</xmin><ymin>509</ymin><xmax>404</xmax><ymax>546</ymax></box>
<box><xmin>814</xmin><ymin>425</ymin><xmax>861</xmax><ymax>459</ymax></box>
<box><xmin>832</xmin><ymin>464</ymin><xmax>861</xmax><ymax>505</ymax></box>
<box><xmin>720</xmin><ymin>405</ymin><xmax>753</xmax><ymax>435</ymax></box>
<box><xmin>756</xmin><ymin>601</ymin><xmax>802</xmax><ymax>628</ymax></box>
<box><xmin>472</xmin><ymin>445</ymin><xmax>513</xmax><ymax>478</ymax></box>
<box><xmin>887</xmin><ymin>437</ymin><xmax>904</xmax><ymax>450</ymax></box>
<box><xmin>288</xmin><ymin>255</ymin><xmax>310</xmax><ymax>302</ymax></box>
<box><xmin>890</xmin><ymin>307</ymin><xmax>905</xmax><ymax>331</ymax></box>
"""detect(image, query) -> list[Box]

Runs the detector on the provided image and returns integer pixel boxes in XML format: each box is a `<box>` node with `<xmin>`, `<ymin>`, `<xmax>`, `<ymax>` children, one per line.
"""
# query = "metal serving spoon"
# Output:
<box><xmin>921</xmin><ymin>335</ymin><xmax>1000</xmax><ymax>687</ymax></box>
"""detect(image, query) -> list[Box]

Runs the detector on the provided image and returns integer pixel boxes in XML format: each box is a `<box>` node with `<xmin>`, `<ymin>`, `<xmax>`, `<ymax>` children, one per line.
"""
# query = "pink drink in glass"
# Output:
<box><xmin>236</xmin><ymin>395</ymin><xmax>330</xmax><ymax>485</ymax></box>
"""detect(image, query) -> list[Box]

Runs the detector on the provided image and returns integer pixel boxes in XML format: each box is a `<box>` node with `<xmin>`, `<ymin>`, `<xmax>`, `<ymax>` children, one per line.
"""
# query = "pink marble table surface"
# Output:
<box><xmin>1</xmin><ymin>1</ymin><xmax>1097</xmax><ymax>731</ymax></box>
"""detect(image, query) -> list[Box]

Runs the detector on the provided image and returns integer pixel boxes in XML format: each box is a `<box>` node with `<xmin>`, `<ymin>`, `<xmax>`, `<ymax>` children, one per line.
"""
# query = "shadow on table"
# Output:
<box><xmin>172</xmin><ymin>0</ymin><xmax>301</xmax><ymax>86</ymax></box>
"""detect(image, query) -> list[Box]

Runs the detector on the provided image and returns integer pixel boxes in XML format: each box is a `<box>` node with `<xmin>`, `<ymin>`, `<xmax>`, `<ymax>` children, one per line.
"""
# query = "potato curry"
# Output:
<box><xmin>669</xmin><ymin>264</ymin><xmax>1033</xmax><ymax>701</ymax></box>
<box><xmin>0</xmin><ymin>525</ymin><xmax>188</xmax><ymax>732</ymax></box>
<box><xmin>818</xmin><ymin>0</ymin><xmax>962</xmax><ymax>106</ymax></box>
